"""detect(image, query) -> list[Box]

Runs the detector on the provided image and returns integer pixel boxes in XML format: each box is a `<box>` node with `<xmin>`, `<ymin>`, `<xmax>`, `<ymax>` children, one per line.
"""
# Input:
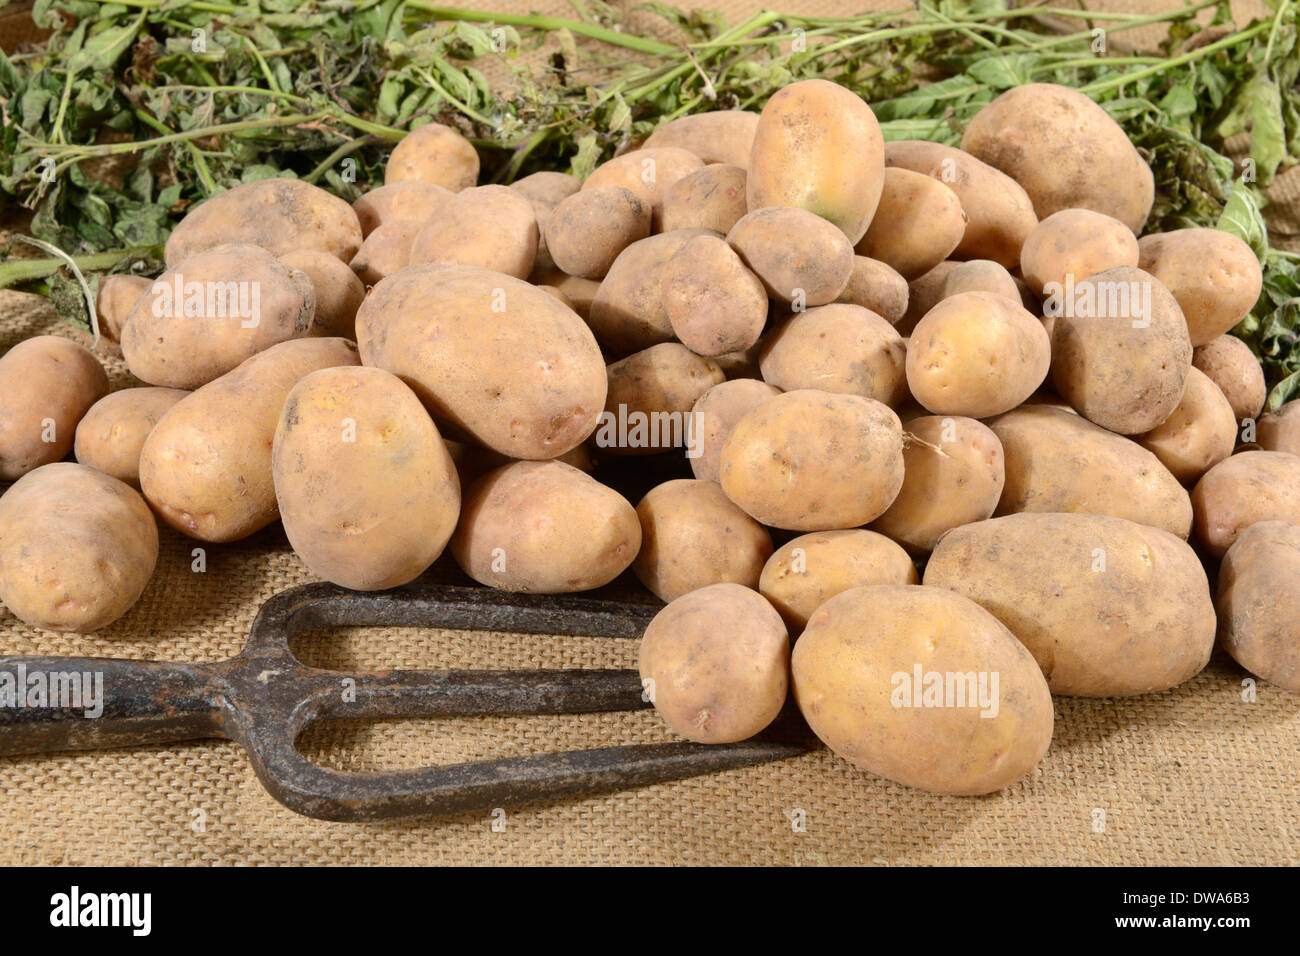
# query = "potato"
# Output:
<box><xmin>1137</xmin><ymin>229</ymin><xmax>1264</xmax><ymax>346</ymax></box>
<box><xmin>688</xmin><ymin>379</ymin><xmax>781</xmax><ymax>482</ymax></box>
<box><xmin>712</xmin><ymin>344</ymin><xmax>763</xmax><ymax>381</ymax></box>
<box><xmin>588</xmin><ymin>228</ymin><xmax>717</xmax><ymax>354</ymax></box>
<box><xmin>898</xmin><ymin>259</ymin><xmax>961</xmax><ymax>335</ymax></box>
<box><xmin>1191</xmin><ymin>450</ymin><xmax>1300</xmax><ymax>557</ymax></box>
<box><xmin>640</xmin><ymin>583</ymin><xmax>789</xmax><ymax>744</ymax></box>
<box><xmin>989</xmin><ymin>404</ymin><xmax>1193</xmax><ymax>537</ymax></box>
<box><xmin>1020</xmin><ymin>208</ymin><xmax>1139</xmax><ymax>294</ymax></box>
<box><xmin>544</xmin><ymin>186</ymin><xmax>651</xmax><ymax>279</ymax></box>
<box><xmin>747</xmin><ymin>79</ymin><xmax>884</xmax><ymax>244</ymax></box>
<box><xmin>581</xmin><ymin>147</ymin><xmax>704</xmax><ymax>230</ymax></box>
<box><xmin>1217</xmin><ymin>521</ymin><xmax>1300</xmax><ymax>692</ymax></box>
<box><xmin>452</xmin><ymin>460</ymin><xmax>639</xmax><ymax>593</ymax></box>
<box><xmin>1048</xmin><ymin>266</ymin><xmax>1192</xmax><ymax>434</ymax></box>
<box><xmin>721</xmin><ymin>389</ymin><xmax>903</xmax><ymax>531</ymax></box>
<box><xmin>74</xmin><ymin>387</ymin><xmax>189</xmax><ymax>487</ymax></box>
<box><xmin>643</xmin><ymin>110</ymin><xmax>761</xmax><ymax>167</ymax></box>
<box><xmin>409</xmin><ymin>185</ymin><xmax>538</xmax><ymax>279</ymax></box>
<box><xmin>925</xmin><ymin>513</ymin><xmax>1215</xmax><ymax>696</ymax></box>
<box><xmin>599</xmin><ymin>343</ymin><xmax>724</xmax><ymax>456</ymax></box>
<box><xmin>139</xmin><ymin>337</ymin><xmax>360</xmax><ymax>542</ymax></box>
<box><xmin>632</xmin><ymin>478</ymin><xmax>772</xmax><ymax>602</ymax></box>
<box><xmin>351</xmin><ymin>181</ymin><xmax>453</xmax><ymax>236</ymax></box>
<box><xmin>1258</xmin><ymin>400</ymin><xmax>1300</xmax><ymax>455</ymax></box>
<box><xmin>357</xmin><ymin>265</ymin><xmax>605</xmax><ymax>460</ymax></box>
<box><xmin>1137</xmin><ymin>367</ymin><xmax>1236</xmax><ymax>484</ymax></box>
<box><xmin>96</xmin><ymin>274</ymin><xmax>152</xmax><ymax>341</ymax></box>
<box><xmin>661</xmin><ymin>164</ymin><xmax>748</xmax><ymax>234</ymax></box>
<box><xmin>122</xmin><ymin>243</ymin><xmax>315</xmax><ymax>389</ymax></box>
<box><xmin>511</xmin><ymin>171</ymin><xmax>582</xmax><ymax>274</ymax></box>
<box><xmin>164</xmin><ymin>177</ymin><xmax>363</xmax><ymax>267</ymax></box>
<box><xmin>792</xmin><ymin>584</ymin><xmax>1053</xmax><ymax>795</ymax></box>
<box><xmin>0</xmin><ymin>462</ymin><xmax>157</xmax><ymax>633</ymax></box>
<box><xmin>278</xmin><ymin>249</ymin><xmax>366</xmax><ymax>338</ymax></box>
<box><xmin>347</xmin><ymin>219</ymin><xmax>422</xmax><ymax>287</ymax></box>
<box><xmin>940</xmin><ymin>259</ymin><xmax>1018</xmax><ymax>302</ymax></box>
<box><xmin>961</xmin><ymin>83</ymin><xmax>1154</xmax><ymax>232</ymax></box>
<box><xmin>759</xmin><ymin>529</ymin><xmax>917</xmax><ymax>633</ymax></box>
<box><xmin>0</xmin><ymin>336</ymin><xmax>109</xmax><ymax>480</ymax></box>
<box><xmin>759</xmin><ymin>303</ymin><xmax>906</xmax><ymax>407</ymax></box>
<box><xmin>532</xmin><ymin>269</ymin><xmax>601</xmax><ymax>320</ymax></box>
<box><xmin>884</xmin><ymin>141</ymin><xmax>1037</xmax><ymax>268</ymax></box>
<box><xmin>836</xmin><ymin>256</ymin><xmax>908</xmax><ymax>325</ymax></box>
<box><xmin>727</xmin><ymin>206</ymin><xmax>854</xmax><ymax>305</ymax></box>
<box><xmin>870</xmin><ymin>415</ymin><xmax>1004</xmax><ymax>552</ymax></box>
<box><xmin>384</xmin><ymin>121</ymin><xmax>479</xmax><ymax>190</ymax></box>
<box><xmin>1193</xmin><ymin>334</ymin><xmax>1265</xmax><ymax>423</ymax></box>
<box><xmin>273</xmin><ymin>366</ymin><xmax>459</xmax><ymax>590</ymax></box>
<box><xmin>661</xmin><ymin>235</ymin><xmax>767</xmax><ymax>356</ymax></box>
<box><xmin>907</xmin><ymin>291</ymin><xmax>1050</xmax><ymax>418</ymax></box>
<box><xmin>855</xmin><ymin>167</ymin><xmax>964</xmax><ymax>280</ymax></box>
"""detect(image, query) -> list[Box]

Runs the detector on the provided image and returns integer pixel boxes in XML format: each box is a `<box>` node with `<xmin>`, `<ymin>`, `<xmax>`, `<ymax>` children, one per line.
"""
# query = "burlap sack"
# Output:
<box><xmin>1</xmin><ymin>0</ymin><xmax>1296</xmax><ymax>866</ymax></box>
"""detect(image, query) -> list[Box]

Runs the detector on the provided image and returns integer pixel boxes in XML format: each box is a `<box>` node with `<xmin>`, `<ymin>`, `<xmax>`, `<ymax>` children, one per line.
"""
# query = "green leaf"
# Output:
<box><xmin>1216</xmin><ymin>187</ymin><xmax>1268</xmax><ymax>258</ymax></box>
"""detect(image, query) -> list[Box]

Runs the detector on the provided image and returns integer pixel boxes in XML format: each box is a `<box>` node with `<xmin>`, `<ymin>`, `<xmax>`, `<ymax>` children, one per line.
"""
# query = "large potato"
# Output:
<box><xmin>598</xmin><ymin>343</ymin><xmax>724</xmax><ymax>456</ymax></box>
<box><xmin>74</xmin><ymin>387</ymin><xmax>189</xmax><ymax>487</ymax></box>
<box><xmin>544</xmin><ymin>186</ymin><xmax>650</xmax><ymax>279</ymax></box>
<box><xmin>0</xmin><ymin>336</ymin><xmax>108</xmax><ymax>480</ymax></box>
<box><xmin>747</xmin><ymin>79</ymin><xmax>884</xmax><ymax>244</ymax></box>
<box><xmin>662</xmin><ymin>235</ymin><xmax>767</xmax><ymax>356</ymax></box>
<box><xmin>759</xmin><ymin>303</ymin><xmax>907</xmax><ymax>407</ymax></box>
<box><xmin>1258</xmin><ymin>400</ymin><xmax>1300</xmax><ymax>455</ymax></box>
<box><xmin>122</xmin><ymin>243</ymin><xmax>315</xmax><ymax>389</ymax></box>
<box><xmin>925</xmin><ymin>513</ymin><xmax>1215</xmax><ymax>696</ymax></box>
<box><xmin>453</xmin><ymin>461</ymin><xmax>639</xmax><ymax>593</ymax></box>
<box><xmin>351</xmin><ymin>181</ymin><xmax>453</xmax><ymax>236</ymax></box>
<box><xmin>164</xmin><ymin>177</ymin><xmax>363</xmax><ymax>266</ymax></box>
<box><xmin>139</xmin><ymin>338</ymin><xmax>360</xmax><ymax>542</ymax></box>
<box><xmin>1191</xmin><ymin>450</ymin><xmax>1300</xmax><ymax>557</ymax></box>
<box><xmin>581</xmin><ymin>147</ymin><xmax>704</xmax><ymax>230</ymax></box>
<box><xmin>990</xmin><ymin>404</ymin><xmax>1193</xmax><ymax>537</ymax></box>
<box><xmin>661</xmin><ymin>164</ymin><xmax>748</xmax><ymax>234</ymax></box>
<box><xmin>792</xmin><ymin>585</ymin><xmax>1053</xmax><ymax>795</ymax></box>
<box><xmin>0</xmin><ymin>462</ymin><xmax>157</xmax><ymax>633</ymax></box>
<box><xmin>836</xmin><ymin>256</ymin><xmax>908</xmax><ymax>325</ymax></box>
<box><xmin>278</xmin><ymin>249</ymin><xmax>366</xmax><ymax>338</ymax></box>
<box><xmin>1217</xmin><ymin>521</ymin><xmax>1300</xmax><ymax>692</ymax></box>
<box><xmin>727</xmin><ymin>206</ymin><xmax>854</xmax><ymax>305</ymax></box>
<box><xmin>688</xmin><ymin>379</ymin><xmax>781</xmax><ymax>482</ymax></box>
<box><xmin>1137</xmin><ymin>367</ymin><xmax>1236</xmax><ymax>484</ymax></box>
<box><xmin>720</xmin><ymin>389</ymin><xmax>903</xmax><ymax>531</ymax></box>
<box><xmin>384</xmin><ymin>121</ymin><xmax>479</xmax><ymax>190</ymax></box>
<box><xmin>855</xmin><ymin>167</ymin><xmax>964</xmax><ymax>279</ymax></box>
<box><xmin>409</xmin><ymin>185</ymin><xmax>538</xmax><ymax>279</ymax></box>
<box><xmin>1020</xmin><ymin>208</ymin><xmax>1139</xmax><ymax>294</ymax></box>
<box><xmin>633</xmin><ymin>478</ymin><xmax>772</xmax><ymax>602</ymax></box>
<box><xmin>961</xmin><ymin>83</ymin><xmax>1154</xmax><ymax>232</ymax></box>
<box><xmin>643</xmin><ymin>110</ymin><xmax>760</xmax><ymax>167</ymax></box>
<box><xmin>1137</xmin><ymin>229</ymin><xmax>1264</xmax><ymax>346</ymax></box>
<box><xmin>1193</xmin><ymin>335</ymin><xmax>1265</xmax><ymax>422</ymax></box>
<box><xmin>273</xmin><ymin>366</ymin><xmax>459</xmax><ymax>590</ymax></box>
<box><xmin>356</xmin><ymin>264</ymin><xmax>606</xmax><ymax>460</ymax></box>
<box><xmin>640</xmin><ymin>583</ymin><xmax>789</xmax><ymax>744</ymax></box>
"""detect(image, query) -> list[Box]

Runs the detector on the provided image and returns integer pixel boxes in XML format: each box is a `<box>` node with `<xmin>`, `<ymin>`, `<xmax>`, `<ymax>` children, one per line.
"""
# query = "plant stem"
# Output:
<box><xmin>0</xmin><ymin>245</ymin><xmax>163</xmax><ymax>290</ymax></box>
<box><xmin>405</xmin><ymin>4</ymin><xmax>678</xmax><ymax>56</ymax></box>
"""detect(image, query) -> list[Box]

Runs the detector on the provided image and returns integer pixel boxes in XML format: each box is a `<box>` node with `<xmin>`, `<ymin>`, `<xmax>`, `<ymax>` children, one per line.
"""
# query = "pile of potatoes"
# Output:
<box><xmin>2</xmin><ymin>75</ymin><xmax>1297</xmax><ymax>799</ymax></box>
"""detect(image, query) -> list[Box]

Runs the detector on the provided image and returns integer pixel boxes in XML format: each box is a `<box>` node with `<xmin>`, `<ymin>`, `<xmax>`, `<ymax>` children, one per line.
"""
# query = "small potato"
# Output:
<box><xmin>898</xmin><ymin>260</ymin><xmax>961</xmax><ymax>335</ymax></box>
<box><xmin>1138</xmin><ymin>228</ymin><xmax>1264</xmax><ymax>346</ymax></box>
<box><xmin>836</xmin><ymin>256</ymin><xmax>908</xmax><ymax>325</ymax></box>
<box><xmin>759</xmin><ymin>529</ymin><xmax>917</xmax><ymax>633</ymax></box>
<box><xmin>907</xmin><ymin>291</ymin><xmax>1050</xmax><ymax>418</ymax></box>
<box><xmin>870</xmin><ymin>415</ymin><xmax>1005</xmax><ymax>552</ymax></box>
<box><xmin>452</xmin><ymin>460</ymin><xmax>640</xmax><ymax>593</ymax></box>
<box><xmin>278</xmin><ymin>249</ymin><xmax>366</xmax><ymax>338</ymax></box>
<box><xmin>96</xmin><ymin>274</ymin><xmax>152</xmax><ymax>341</ymax></box>
<box><xmin>640</xmin><ymin>583</ymin><xmax>789</xmax><ymax>744</ymax></box>
<box><xmin>0</xmin><ymin>462</ymin><xmax>158</xmax><ymax>633</ymax></box>
<box><xmin>689</xmin><ymin>379</ymin><xmax>781</xmax><ymax>482</ymax></box>
<box><xmin>274</xmin><ymin>366</ymin><xmax>460</xmax><ymax>591</ymax></box>
<box><xmin>351</xmin><ymin>181</ymin><xmax>453</xmax><ymax>236</ymax></box>
<box><xmin>662</xmin><ymin>235</ymin><xmax>767</xmax><ymax>356</ymax></box>
<box><xmin>1258</xmin><ymin>400</ymin><xmax>1300</xmax><ymax>455</ymax></box>
<box><xmin>727</xmin><ymin>206</ymin><xmax>854</xmax><ymax>305</ymax></box>
<box><xmin>598</xmin><ymin>344</ymin><xmax>724</xmax><ymax>456</ymax></box>
<box><xmin>925</xmin><ymin>513</ymin><xmax>1215</xmax><ymax>696</ymax></box>
<box><xmin>643</xmin><ymin>110</ymin><xmax>761</xmax><ymax>167</ymax></box>
<box><xmin>409</xmin><ymin>185</ymin><xmax>538</xmax><ymax>279</ymax></box>
<box><xmin>532</xmin><ymin>269</ymin><xmax>601</xmax><ymax>320</ymax></box>
<box><xmin>122</xmin><ymin>243</ymin><xmax>315</xmax><ymax>389</ymax></box>
<box><xmin>74</xmin><ymin>387</ymin><xmax>189</xmax><ymax>487</ymax></box>
<box><xmin>348</xmin><ymin>220</ymin><xmax>422</xmax><ymax>287</ymax></box>
<box><xmin>544</xmin><ymin>186</ymin><xmax>651</xmax><ymax>279</ymax></box>
<box><xmin>792</xmin><ymin>585</ymin><xmax>1053</xmax><ymax>795</ymax></box>
<box><xmin>1137</xmin><ymin>367</ymin><xmax>1236</xmax><ymax>484</ymax></box>
<box><xmin>855</xmin><ymin>167</ymin><xmax>964</xmax><ymax>280</ymax></box>
<box><xmin>940</xmin><ymin>259</ymin><xmax>1018</xmax><ymax>302</ymax></box>
<box><xmin>140</xmin><ymin>337</ymin><xmax>361</xmax><ymax>542</ymax></box>
<box><xmin>1193</xmin><ymin>335</ymin><xmax>1266</xmax><ymax>423</ymax></box>
<box><xmin>1048</xmin><ymin>265</ymin><xmax>1191</xmax><ymax>434</ymax></box>
<box><xmin>0</xmin><ymin>336</ymin><xmax>109</xmax><ymax>480</ymax></box>
<box><xmin>1217</xmin><ymin>521</ymin><xmax>1300</xmax><ymax>692</ymax></box>
<box><xmin>720</xmin><ymin>389</ymin><xmax>903</xmax><ymax>531</ymax></box>
<box><xmin>885</xmin><ymin>141</ymin><xmax>1037</xmax><ymax>268</ymax></box>
<box><xmin>759</xmin><ymin>303</ymin><xmax>907</xmax><ymax>407</ymax></box>
<box><xmin>164</xmin><ymin>177</ymin><xmax>363</xmax><ymax>267</ymax></box>
<box><xmin>1020</xmin><ymin>208</ymin><xmax>1139</xmax><ymax>294</ymax></box>
<box><xmin>990</xmin><ymin>404</ymin><xmax>1193</xmax><ymax>537</ymax></box>
<box><xmin>582</xmin><ymin>147</ymin><xmax>704</xmax><ymax>230</ymax></box>
<box><xmin>747</xmin><ymin>79</ymin><xmax>884</xmax><ymax>244</ymax></box>
<box><xmin>1191</xmin><ymin>450</ymin><xmax>1300</xmax><ymax>557</ymax></box>
<box><xmin>661</xmin><ymin>164</ymin><xmax>748</xmax><ymax>234</ymax></box>
<box><xmin>384</xmin><ymin>122</ymin><xmax>479</xmax><ymax>190</ymax></box>
<box><xmin>633</xmin><ymin>479</ymin><xmax>772</xmax><ymax>602</ymax></box>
